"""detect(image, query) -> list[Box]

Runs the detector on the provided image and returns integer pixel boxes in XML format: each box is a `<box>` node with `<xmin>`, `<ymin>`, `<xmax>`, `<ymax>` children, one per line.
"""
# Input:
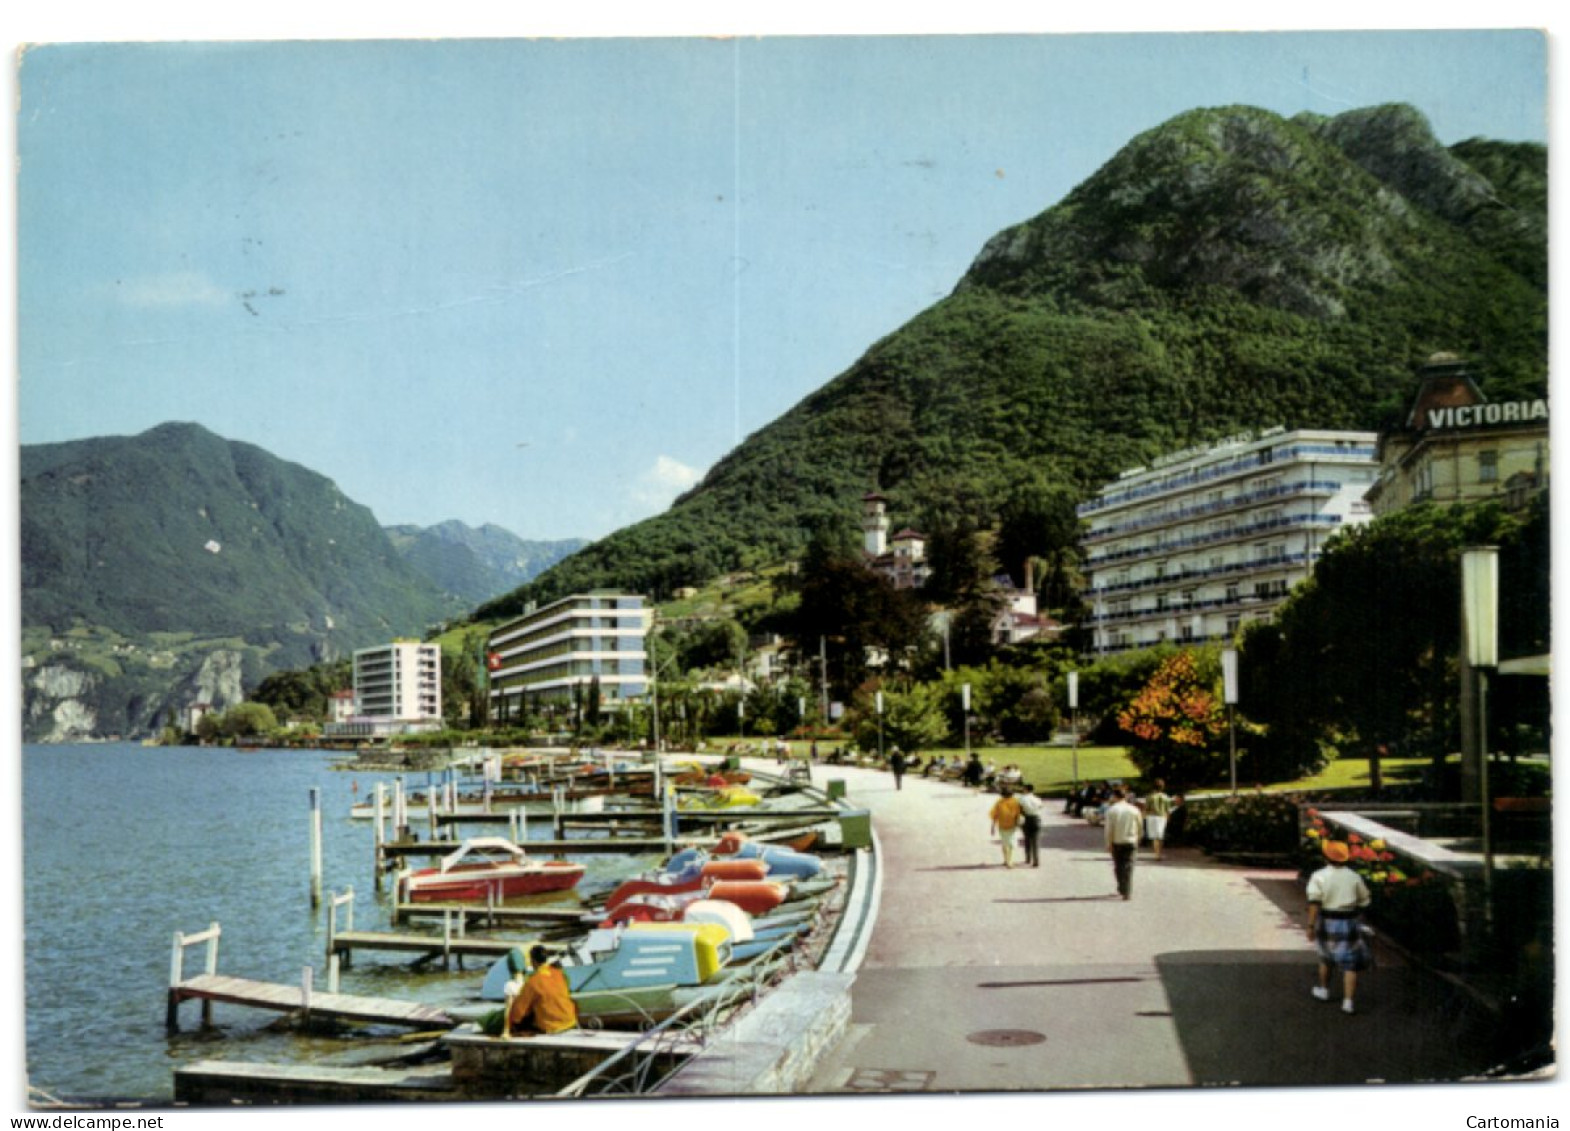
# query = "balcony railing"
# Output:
<box><xmin>1078</xmin><ymin>444</ymin><xmax>1376</xmax><ymax>516</ymax></box>
<box><xmin>1085</xmin><ymin>514</ymin><xmax>1340</xmax><ymax>569</ymax></box>
<box><xmin>1081</xmin><ymin>480</ymin><xmax>1343</xmax><ymax>544</ymax></box>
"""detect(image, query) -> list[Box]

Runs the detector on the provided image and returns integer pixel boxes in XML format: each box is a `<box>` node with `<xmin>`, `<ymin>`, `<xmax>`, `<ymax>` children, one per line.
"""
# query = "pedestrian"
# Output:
<box><xmin>963</xmin><ymin>752</ymin><xmax>984</xmax><ymax>788</ymax></box>
<box><xmin>989</xmin><ymin>785</ymin><xmax>1023</xmax><ymax>869</ymax></box>
<box><xmin>889</xmin><ymin>747</ymin><xmax>906</xmax><ymax>790</ymax></box>
<box><xmin>1305</xmin><ymin>840</ymin><xmax>1373</xmax><ymax>1014</ymax></box>
<box><xmin>1103</xmin><ymin>786</ymin><xmax>1143</xmax><ymax>899</ymax></box>
<box><xmin>1143</xmin><ymin>778</ymin><xmax>1173</xmax><ymax>861</ymax></box>
<box><xmin>1016</xmin><ymin>782</ymin><xmax>1043</xmax><ymax>867</ymax></box>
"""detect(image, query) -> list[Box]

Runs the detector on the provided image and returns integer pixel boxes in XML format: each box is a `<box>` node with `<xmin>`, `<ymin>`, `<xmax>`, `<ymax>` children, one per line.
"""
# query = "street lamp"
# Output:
<box><xmin>962</xmin><ymin>682</ymin><xmax>972</xmax><ymax>763</ymax></box>
<box><xmin>1462</xmin><ymin>546</ymin><xmax>1499</xmax><ymax>930</ymax></box>
<box><xmin>1067</xmin><ymin>671</ymin><xmax>1080</xmax><ymax>792</ymax></box>
<box><xmin>1221</xmin><ymin>648</ymin><xmax>1239</xmax><ymax>795</ymax></box>
<box><xmin>876</xmin><ymin>690</ymin><xmax>885</xmax><ymax>760</ymax></box>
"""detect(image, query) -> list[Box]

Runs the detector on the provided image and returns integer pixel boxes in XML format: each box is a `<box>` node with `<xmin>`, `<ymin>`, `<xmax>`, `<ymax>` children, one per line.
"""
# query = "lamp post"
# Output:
<box><xmin>876</xmin><ymin>690</ymin><xmax>885</xmax><ymax>761</ymax></box>
<box><xmin>1462</xmin><ymin>546</ymin><xmax>1499</xmax><ymax>936</ymax></box>
<box><xmin>1221</xmin><ymin>648</ymin><xmax>1239</xmax><ymax>796</ymax></box>
<box><xmin>962</xmin><ymin>682</ymin><xmax>972</xmax><ymax>763</ymax></box>
<box><xmin>1067</xmin><ymin>671</ymin><xmax>1080</xmax><ymax>792</ymax></box>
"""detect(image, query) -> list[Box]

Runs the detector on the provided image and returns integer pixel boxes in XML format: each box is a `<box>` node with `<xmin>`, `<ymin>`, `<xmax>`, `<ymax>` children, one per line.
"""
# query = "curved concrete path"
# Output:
<box><xmin>777</xmin><ymin>763</ymin><xmax>1520</xmax><ymax>1095</ymax></box>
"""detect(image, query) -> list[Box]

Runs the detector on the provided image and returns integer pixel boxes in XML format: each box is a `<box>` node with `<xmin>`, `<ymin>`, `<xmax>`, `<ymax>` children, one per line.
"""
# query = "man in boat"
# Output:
<box><xmin>503</xmin><ymin>945</ymin><xmax>578</xmax><ymax>1038</ymax></box>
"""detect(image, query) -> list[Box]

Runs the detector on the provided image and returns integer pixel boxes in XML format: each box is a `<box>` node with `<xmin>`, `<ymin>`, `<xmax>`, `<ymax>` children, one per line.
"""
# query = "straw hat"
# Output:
<box><xmin>1322</xmin><ymin>840</ymin><xmax>1351</xmax><ymax>864</ymax></box>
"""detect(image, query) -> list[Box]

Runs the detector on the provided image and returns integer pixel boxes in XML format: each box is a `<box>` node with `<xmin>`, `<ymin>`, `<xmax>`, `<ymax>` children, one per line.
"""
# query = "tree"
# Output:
<box><xmin>852</xmin><ymin>681</ymin><xmax>949</xmax><ymax>755</ymax></box>
<box><xmin>1240</xmin><ymin>499</ymin><xmax>1548</xmax><ymax>789</ymax></box>
<box><xmin>220</xmin><ymin>701</ymin><xmax>278</xmax><ymax>739</ymax></box>
<box><xmin>787</xmin><ymin>532</ymin><xmax>929</xmax><ymax>702</ymax></box>
<box><xmin>1117</xmin><ymin>650</ymin><xmax>1228</xmax><ymax>786</ymax></box>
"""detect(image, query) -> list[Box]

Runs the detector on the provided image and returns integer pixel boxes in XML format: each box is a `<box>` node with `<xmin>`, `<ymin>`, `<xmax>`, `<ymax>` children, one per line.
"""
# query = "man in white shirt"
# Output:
<box><xmin>1016</xmin><ymin>783</ymin><xmax>1044</xmax><ymax>867</ymax></box>
<box><xmin>1103</xmin><ymin>787</ymin><xmax>1144</xmax><ymax>900</ymax></box>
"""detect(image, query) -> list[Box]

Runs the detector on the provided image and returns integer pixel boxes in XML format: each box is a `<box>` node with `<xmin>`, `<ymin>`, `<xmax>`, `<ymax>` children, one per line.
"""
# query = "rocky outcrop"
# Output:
<box><xmin>25</xmin><ymin>664</ymin><xmax>100</xmax><ymax>743</ymax></box>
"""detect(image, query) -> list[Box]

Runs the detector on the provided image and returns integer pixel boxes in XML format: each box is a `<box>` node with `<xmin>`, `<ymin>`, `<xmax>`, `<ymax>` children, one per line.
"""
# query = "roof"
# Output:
<box><xmin>890</xmin><ymin>528</ymin><xmax>927</xmax><ymax>541</ymax></box>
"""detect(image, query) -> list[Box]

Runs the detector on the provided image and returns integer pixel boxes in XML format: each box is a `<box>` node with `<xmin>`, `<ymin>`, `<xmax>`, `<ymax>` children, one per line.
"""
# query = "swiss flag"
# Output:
<box><xmin>486</xmin><ymin>652</ymin><xmax>503</xmax><ymax>671</ymax></box>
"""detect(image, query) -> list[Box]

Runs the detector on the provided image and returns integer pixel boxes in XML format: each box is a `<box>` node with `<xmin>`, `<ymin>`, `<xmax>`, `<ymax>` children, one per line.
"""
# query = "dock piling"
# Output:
<box><xmin>309</xmin><ymin>787</ymin><xmax>323</xmax><ymax>909</ymax></box>
<box><xmin>373</xmin><ymin>784</ymin><xmax>386</xmax><ymax>891</ymax></box>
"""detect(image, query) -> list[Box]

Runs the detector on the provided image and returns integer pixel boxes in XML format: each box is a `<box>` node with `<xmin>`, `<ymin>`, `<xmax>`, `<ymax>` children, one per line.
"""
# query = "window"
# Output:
<box><xmin>1479</xmin><ymin>450</ymin><xmax>1499</xmax><ymax>484</ymax></box>
<box><xmin>1225</xmin><ymin>584</ymin><xmax>1240</xmax><ymax>603</ymax></box>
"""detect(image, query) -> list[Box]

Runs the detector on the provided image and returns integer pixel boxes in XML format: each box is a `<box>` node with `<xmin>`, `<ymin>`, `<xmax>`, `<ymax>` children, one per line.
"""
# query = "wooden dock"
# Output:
<box><xmin>167</xmin><ymin>973</ymin><xmax>455</xmax><ymax>1031</ymax></box>
<box><xmin>378</xmin><ymin>836</ymin><xmax>679</xmax><ymax>858</ymax></box>
<box><xmin>327</xmin><ymin>928</ymin><xmax>537</xmax><ymax>964</ymax></box>
<box><xmin>174</xmin><ymin>1059</ymin><xmax>459</xmax><ymax>1104</ymax></box>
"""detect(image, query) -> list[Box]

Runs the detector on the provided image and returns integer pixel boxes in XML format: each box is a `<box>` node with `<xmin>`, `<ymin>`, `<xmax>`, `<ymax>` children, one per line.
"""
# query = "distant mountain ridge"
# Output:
<box><xmin>477</xmin><ymin>102</ymin><xmax>1547</xmax><ymax>619</ymax></box>
<box><xmin>385</xmin><ymin>521</ymin><xmax>585</xmax><ymax>606</ymax></box>
<box><xmin>19</xmin><ymin>423</ymin><xmax>559</xmax><ymax>740</ymax></box>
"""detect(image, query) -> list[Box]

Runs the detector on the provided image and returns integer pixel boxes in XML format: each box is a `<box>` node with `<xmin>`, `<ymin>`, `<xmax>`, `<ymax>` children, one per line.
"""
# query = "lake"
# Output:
<box><xmin>20</xmin><ymin>743</ymin><xmax>660</xmax><ymax>1104</ymax></box>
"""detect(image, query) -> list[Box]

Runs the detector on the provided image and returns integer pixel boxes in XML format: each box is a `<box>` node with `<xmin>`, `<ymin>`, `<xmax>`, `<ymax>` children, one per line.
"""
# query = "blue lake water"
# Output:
<box><xmin>20</xmin><ymin>744</ymin><xmax>659</xmax><ymax>1104</ymax></box>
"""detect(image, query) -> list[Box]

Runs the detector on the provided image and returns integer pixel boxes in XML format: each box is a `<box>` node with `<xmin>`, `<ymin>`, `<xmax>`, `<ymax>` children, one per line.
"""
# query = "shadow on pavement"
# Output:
<box><xmin>1247</xmin><ymin>874</ymin><xmax>1311</xmax><ymax>918</ymax></box>
<box><xmin>1155</xmin><ymin>949</ymin><xmax>1507</xmax><ymax>1086</ymax></box>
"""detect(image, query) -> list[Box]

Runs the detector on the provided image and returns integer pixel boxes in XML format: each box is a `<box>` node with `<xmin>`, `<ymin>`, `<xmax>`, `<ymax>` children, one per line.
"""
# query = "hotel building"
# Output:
<box><xmin>1366</xmin><ymin>353</ymin><xmax>1549</xmax><ymax>516</ymax></box>
<box><xmin>1080</xmin><ymin>427</ymin><xmax>1379</xmax><ymax>656</ymax></box>
<box><xmin>487</xmin><ymin>591</ymin><xmax>649</xmax><ymax>716</ymax></box>
<box><xmin>350</xmin><ymin>641</ymin><xmax>443</xmax><ymax>728</ymax></box>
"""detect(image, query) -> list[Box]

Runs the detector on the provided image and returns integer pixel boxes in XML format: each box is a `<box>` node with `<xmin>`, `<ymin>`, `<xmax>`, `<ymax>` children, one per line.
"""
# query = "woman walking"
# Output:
<box><xmin>989</xmin><ymin>786</ymin><xmax>1023</xmax><ymax>869</ymax></box>
<box><xmin>1305</xmin><ymin>840</ymin><xmax>1372</xmax><ymax>1014</ymax></box>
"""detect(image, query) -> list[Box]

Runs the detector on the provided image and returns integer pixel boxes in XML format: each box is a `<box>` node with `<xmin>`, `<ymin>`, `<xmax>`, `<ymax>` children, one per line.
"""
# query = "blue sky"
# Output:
<box><xmin>16</xmin><ymin>27</ymin><xmax>1550</xmax><ymax>542</ymax></box>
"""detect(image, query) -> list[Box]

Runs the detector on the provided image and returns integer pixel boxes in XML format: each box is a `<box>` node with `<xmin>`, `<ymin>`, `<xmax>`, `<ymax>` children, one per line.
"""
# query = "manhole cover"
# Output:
<box><xmin>966</xmin><ymin>1029</ymin><xmax>1047</xmax><ymax>1047</ymax></box>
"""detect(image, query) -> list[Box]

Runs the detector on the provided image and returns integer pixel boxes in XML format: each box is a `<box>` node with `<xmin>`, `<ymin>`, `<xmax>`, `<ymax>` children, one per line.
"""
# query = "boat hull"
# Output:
<box><xmin>406</xmin><ymin>861</ymin><xmax>584</xmax><ymax>902</ymax></box>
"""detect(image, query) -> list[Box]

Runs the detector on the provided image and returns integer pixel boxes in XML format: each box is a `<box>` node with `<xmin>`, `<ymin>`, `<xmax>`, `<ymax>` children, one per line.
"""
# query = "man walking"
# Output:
<box><xmin>1104</xmin><ymin>786</ymin><xmax>1143</xmax><ymax>900</ymax></box>
<box><xmin>890</xmin><ymin>747</ymin><xmax>906</xmax><ymax>790</ymax></box>
<box><xmin>1016</xmin><ymin>783</ymin><xmax>1043</xmax><ymax>867</ymax></box>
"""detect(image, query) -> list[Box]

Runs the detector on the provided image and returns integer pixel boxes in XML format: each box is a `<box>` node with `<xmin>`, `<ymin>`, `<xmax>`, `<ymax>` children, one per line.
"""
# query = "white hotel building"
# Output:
<box><xmin>1080</xmin><ymin>427</ymin><xmax>1379</xmax><ymax>656</ymax></box>
<box><xmin>344</xmin><ymin>641</ymin><xmax>443</xmax><ymax>735</ymax></box>
<box><xmin>487</xmin><ymin>591</ymin><xmax>649</xmax><ymax>717</ymax></box>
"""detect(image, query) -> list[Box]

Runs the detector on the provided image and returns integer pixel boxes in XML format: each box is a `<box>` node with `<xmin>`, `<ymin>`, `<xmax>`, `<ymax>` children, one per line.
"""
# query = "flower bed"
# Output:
<box><xmin>1301</xmin><ymin>808</ymin><xmax>1461</xmax><ymax>957</ymax></box>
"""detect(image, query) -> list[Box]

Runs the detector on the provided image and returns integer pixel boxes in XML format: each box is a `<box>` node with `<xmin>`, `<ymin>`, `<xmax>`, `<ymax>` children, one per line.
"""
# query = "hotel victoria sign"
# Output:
<box><xmin>1424</xmin><ymin>398</ymin><xmax>1548</xmax><ymax>431</ymax></box>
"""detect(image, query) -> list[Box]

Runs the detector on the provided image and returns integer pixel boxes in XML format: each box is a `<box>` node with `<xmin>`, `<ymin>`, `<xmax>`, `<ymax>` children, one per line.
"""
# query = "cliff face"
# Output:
<box><xmin>481</xmin><ymin>102</ymin><xmax>1547</xmax><ymax>615</ymax></box>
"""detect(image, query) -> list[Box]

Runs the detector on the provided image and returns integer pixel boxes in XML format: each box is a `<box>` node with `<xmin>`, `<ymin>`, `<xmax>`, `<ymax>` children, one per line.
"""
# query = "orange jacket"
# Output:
<box><xmin>506</xmin><ymin>964</ymin><xmax>578</xmax><ymax>1035</ymax></box>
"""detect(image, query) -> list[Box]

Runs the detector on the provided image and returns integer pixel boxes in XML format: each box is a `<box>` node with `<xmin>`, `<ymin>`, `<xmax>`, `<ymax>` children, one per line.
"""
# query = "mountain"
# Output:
<box><xmin>385</xmin><ymin>521</ymin><xmax>586</xmax><ymax>606</ymax></box>
<box><xmin>476</xmin><ymin>103</ymin><xmax>1547</xmax><ymax>619</ymax></box>
<box><xmin>21</xmin><ymin>422</ymin><xmax>456</xmax><ymax>740</ymax></box>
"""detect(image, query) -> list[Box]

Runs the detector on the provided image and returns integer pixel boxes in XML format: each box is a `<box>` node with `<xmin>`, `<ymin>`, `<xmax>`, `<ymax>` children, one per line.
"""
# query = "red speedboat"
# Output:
<box><xmin>404</xmin><ymin>837</ymin><xmax>585</xmax><ymax>902</ymax></box>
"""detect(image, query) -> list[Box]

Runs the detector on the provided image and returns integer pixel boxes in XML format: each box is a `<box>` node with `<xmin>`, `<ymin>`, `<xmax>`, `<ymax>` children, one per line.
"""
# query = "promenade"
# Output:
<box><xmin>786</xmin><ymin>763</ymin><xmax>1525</xmax><ymax>1096</ymax></box>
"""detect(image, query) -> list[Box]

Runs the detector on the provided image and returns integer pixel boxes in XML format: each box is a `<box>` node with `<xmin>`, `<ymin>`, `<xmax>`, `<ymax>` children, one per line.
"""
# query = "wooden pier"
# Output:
<box><xmin>167</xmin><ymin>921</ymin><xmax>454</xmax><ymax>1032</ymax></box>
<box><xmin>168</xmin><ymin>973</ymin><xmax>456</xmax><ymax>1031</ymax></box>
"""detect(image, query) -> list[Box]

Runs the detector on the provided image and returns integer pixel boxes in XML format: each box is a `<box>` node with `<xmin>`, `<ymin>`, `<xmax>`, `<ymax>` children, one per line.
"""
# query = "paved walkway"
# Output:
<box><xmin>782</xmin><ymin>763</ymin><xmax>1520</xmax><ymax>1096</ymax></box>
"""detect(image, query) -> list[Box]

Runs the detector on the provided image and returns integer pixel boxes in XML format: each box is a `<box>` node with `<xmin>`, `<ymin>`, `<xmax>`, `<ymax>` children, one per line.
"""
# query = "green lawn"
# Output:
<box><xmin>775</xmin><ymin>739</ymin><xmax>1435</xmax><ymax>798</ymax></box>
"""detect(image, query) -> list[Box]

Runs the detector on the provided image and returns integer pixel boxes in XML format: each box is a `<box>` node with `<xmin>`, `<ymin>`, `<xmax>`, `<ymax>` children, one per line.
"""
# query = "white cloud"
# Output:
<box><xmin>114</xmin><ymin>271</ymin><xmax>229</xmax><ymax>308</ymax></box>
<box><xmin>631</xmin><ymin>454</ymin><xmax>703</xmax><ymax>509</ymax></box>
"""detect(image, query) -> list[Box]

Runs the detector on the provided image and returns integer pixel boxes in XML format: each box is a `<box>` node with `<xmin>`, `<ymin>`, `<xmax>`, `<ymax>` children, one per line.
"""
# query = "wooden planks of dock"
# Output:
<box><xmin>167</xmin><ymin>973</ymin><xmax>454</xmax><ymax>1031</ymax></box>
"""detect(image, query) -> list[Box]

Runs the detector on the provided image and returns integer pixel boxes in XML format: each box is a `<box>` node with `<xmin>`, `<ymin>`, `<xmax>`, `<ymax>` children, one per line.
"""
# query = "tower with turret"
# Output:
<box><xmin>861</xmin><ymin>492</ymin><xmax>889</xmax><ymax>558</ymax></box>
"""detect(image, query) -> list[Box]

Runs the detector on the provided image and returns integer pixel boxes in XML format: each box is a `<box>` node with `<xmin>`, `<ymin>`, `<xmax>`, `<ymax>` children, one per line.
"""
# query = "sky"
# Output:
<box><xmin>14</xmin><ymin>22</ymin><xmax>1550</xmax><ymax>543</ymax></box>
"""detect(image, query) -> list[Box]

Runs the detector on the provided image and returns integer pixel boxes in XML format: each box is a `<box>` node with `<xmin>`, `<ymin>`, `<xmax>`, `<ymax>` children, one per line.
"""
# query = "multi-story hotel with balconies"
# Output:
<box><xmin>351</xmin><ymin>641</ymin><xmax>443</xmax><ymax>725</ymax></box>
<box><xmin>1080</xmin><ymin>427</ymin><xmax>1379</xmax><ymax>656</ymax></box>
<box><xmin>487</xmin><ymin>591</ymin><xmax>649</xmax><ymax>717</ymax></box>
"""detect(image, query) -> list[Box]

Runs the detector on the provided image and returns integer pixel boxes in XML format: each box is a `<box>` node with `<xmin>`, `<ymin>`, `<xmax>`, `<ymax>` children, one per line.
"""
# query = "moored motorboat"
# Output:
<box><xmin>403</xmin><ymin>837</ymin><xmax>585</xmax><ymax>902</ymax></box>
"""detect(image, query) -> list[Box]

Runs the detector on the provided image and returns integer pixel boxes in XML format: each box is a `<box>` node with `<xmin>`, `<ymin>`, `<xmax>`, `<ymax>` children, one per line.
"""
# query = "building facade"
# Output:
<box><xmin>861</xmin><ymin>493</ymin><xmax>931</xmax><ymax>589</ymax></box>
<box><xmin>487</xmin><ymin>591</ymin><xmax>649</xmax><ymax>717</ymax></box>
<box><xmin>1080</xmin><ymin>427</ymin><xmax>1379</xmax><ymax>656</ymax></box>
<box><xmin>1366</xmin><ymin>354</ymin><xmax>1549</xmax><ymax>516</ymax></box>
<box><xmin>352</xmin><ymin>641</ymin><xmax>443</xmax><ymax>723</ymax></box>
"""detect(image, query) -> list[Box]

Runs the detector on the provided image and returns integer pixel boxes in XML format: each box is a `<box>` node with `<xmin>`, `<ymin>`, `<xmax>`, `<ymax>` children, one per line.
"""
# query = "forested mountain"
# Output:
<box><xmin>385</xmin><ymin>521</ymin><xmax>585</xmax><ymax>606</ymax></box>
<box><xmin>477</xmin><ymin>103</ymin><xmax>1547</xmax><ymax>619</ymax></box>
<box><xmin>20</xmin><ymin>422</ymin><xmax>457</xmax><ymax>740</ymax></box>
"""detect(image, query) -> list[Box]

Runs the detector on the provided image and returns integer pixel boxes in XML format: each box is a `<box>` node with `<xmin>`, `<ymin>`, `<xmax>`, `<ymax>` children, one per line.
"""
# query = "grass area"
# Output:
<box><xmin>772</xmin><ymin>739</ymin><xmax>1437</xmax><ymax>798</ymax></box>
<box><xmin>772</xmin><ymin>740</ymin><xmax>1137</xmax><ymax>796</ymax></box>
